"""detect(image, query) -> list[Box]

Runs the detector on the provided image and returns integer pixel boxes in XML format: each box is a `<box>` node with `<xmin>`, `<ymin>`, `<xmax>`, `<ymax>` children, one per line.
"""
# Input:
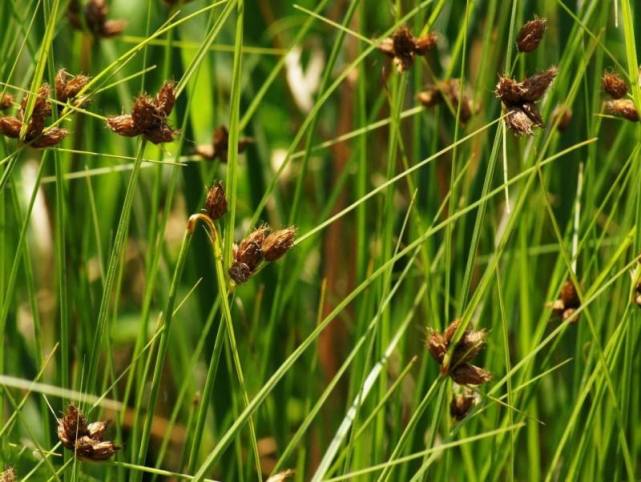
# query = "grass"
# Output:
<box><xmin>1</xmin><ymin>0</ymin><xmax>641</xmax><ymax>481</ymax></box>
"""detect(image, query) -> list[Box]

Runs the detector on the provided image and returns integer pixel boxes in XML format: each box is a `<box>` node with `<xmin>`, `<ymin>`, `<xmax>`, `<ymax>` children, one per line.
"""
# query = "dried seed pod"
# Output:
<box><xmin>378</xmin><ymin>27</ymin><xmax>437</xmax><ymax>73</ymax></box>
<box><xmin>451</xmin><ymin>329</ymin><xmax>487</xmax><ymax>368</ymax></box>
<box><xmin>21</xmin><ymin>84</ymin><xmax>53</xmax><ymax>141</ymax></box>
<box><xmin>521</xmin><ymin>67</ymin><xmax>557</xmax><ymax>102</ymax></box>
<box><xmin>551</xmin><ymin>105</ymin><xmax>572</xmax><ymax>131</ymax></box>
<box><xmin>196</xmin><ymin>125</ymin><xmax>253</xmax><ymax>162</ymax></box>
<box><xmin>450</xmin><ymin>364</ymin><xmax>492</xmax><ymax>386</ymax></box>
<box><xmin>131</xmin><ymin>95</ymin><xmax>161</xmax><ymax>132</ymax></box>
<box><xmin>516</xmin><ymin>17</ymin><xmax>547</xmax><ymax>53</ymax></box>
<box><xmin>57</xmin><ymin>405</ymin><xmax>118</xmax><ymax>461</ymax></box>
<box><xmin>84</xmin><ymin>0</ymin><xmax>126</xmax><ymax>38</ymax></box>
<box><xmin>505</xmin><ymin>107</ymin><xmax>536</xmax><ymax>136</ymax></box>
<box><xmin>0</xmin><ymin>93</ymin><xmax>13</xmax><ymax>111</ymax></box>
<box><xmin>155</xmin><ymin>81</ymin><xmax>176</xmax><ymax>116</ymax></box>
<box><xmin>495</xmin><ymin>76</ymin><xmax>527</xmax><ymax>106</ymax></box>
<box><xmin>55</xmin><ymin>69</ymin><xmax>90</xmax><ymax>105</ymax></box>
<box><xmin>204</xmin><ymin>181</ymin><xmax>227</xmax><ymax>221</ymax></box>
<box><xmin>0</xmin><ymin>467</ymin><xmax>16</xmax><ymax>482</ymax></box>
<box><xmin>427</xmin><ymin>330</ymin><xmax>448</xmax><ymax>364</ymax></box>
<box><xmin>0</xmin><ymin>116</ymin><xmax>22</xmax><ymax>138</ymax></box>
<box><xmin>551</xmin><ymin>279</ymin><xmax>581</xmax><ymax>323</ymax></box>
<box><xmin>106</xmin><ymin>114</ymin><xmax>140</xmax><ymax>136</ymax></box>
<box><xmin>235</xmin><ymin>239</ymin><xmax>263</xmax><ymax>271</ymax></box>
<box><xmin>450</xmin><ymin>392</ymin><xmax>477</xmax><ymax>421</ymax></box>
<box><xmin>143</xmin><ymin>124</ymin><xmax>176</xmax><ymax>144</ymax></box>
<box><xmin>229</xmin><ymin>261</ymin><xmax>252</xmax><ymax>284</ymax></box>
<box><xmin>261</xmin><ymin>227</ymin><xmax>296</xmax><ymax>261</ymax></box>
<box><xmin>520</xmin><ymin>102</ymin><xmax>543</xmax><ymax>126</ymax></box>
<box><xmin>29</xmin><ymin>127</ymin><xmax>69</xmax><ymax>148</ymax></box>
<box><xmin>602</xmin><ymin>71</ymin><xmax>628</xmax><ymax>99</ymax></box>
<box><xmin>605</xmin><ymin>99</ymin><xmax>639</xmax><ymax>122</ymax></box>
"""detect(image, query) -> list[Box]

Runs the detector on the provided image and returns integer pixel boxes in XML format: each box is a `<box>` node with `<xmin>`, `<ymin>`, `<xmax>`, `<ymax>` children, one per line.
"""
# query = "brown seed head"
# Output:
<box><xmin>451</xmin><ymin>329</ymin><xmax>487</xmax><ymax>368</ymax></box>
<box><xmin>505</xmin><ymin>107</ymin><xmax>536</xmax><ymax>136</ymax></box>
<box><xmin>101</xmin><ymin>19</ymin><xmax>126</xmax><ymax>37</ymax></box>
<box><xmin>417</xmin><ymin>86</ymin><xmax>441</xmax><ymax>107</ymax></box>
<box><xmin>143</xmin><ymin>124</ymin><xmax>176</xmax><ymax>144</ymax></box>
<box><xmin>521</xmin><ymin>67</ymin><xmax>557</xmax><ymax>102</ymax></box>
<box><xmin>520</xmin><ymin>102</ymin><xmax>543</xmax><ymax>126</ymax></box>
<box><xmin>0</xmin><ymin>93</ymin><xmax>13</xmax><ymax>111</ymax></box>
<box><xmin>551</xmin><ymin>279</ymin><xmax>581</xmax><ymax>323</ymax></box>
<box><xmin>155</xmin><ymin>81</ymin><xmax>176</xmax><ymax>117</ymax></box>
<box><xmin>602</xmin><ymin>71</ymin><xmax>628</xmax><ymax>99</ymax></box>
<box><xmin>516</xmin><ymin>18</ymin><xmax>547</xmax><ymax>53</ymax></box>
<box><xmin>84</xmin><ymin>0</ymin><xmax>125</xmax><ymax>38</ymax></box>
<box><xmin>551</xmin><ymin>105</ymin><xmax>573</xmax><ymax>131</ymax></box>
<box><xmin>20</xmin><ymin>84</ymin><xmax>53</xmax><ymax>141</ymax></box>
<box><xmin>204</xmin><ymin>181</ymin><xmax>227</xmax><ymax>221</ymax></box>
<box><xmin>74</xmin><ymin>436</ymin><xmax>119</xmax><ymax>461</ymax></box>
<box><xmin>426</xmin><ymin>329</ymin><xmax>447</xmax><ymax>364</ymax></box>
<box><xmin>235</xmin><ymin>238</ymin><xmax>263</xmax><ymax>271</ymax></box>
<box><xmin>229</xmin><ymin>261</ymin><xmax>252</xmax><ymax>284</ymax></box>
<box><xmin>132</xmin><ymin>95</ymin><xmax>161</xmax><ymax>132</ymax></box>
<box><xmin>57</xmin><ymin>405</ymin><xmax>89</xmax><ymax>449</ymax></box>
<box><xmin>450</xmin><ymin>364</ymin><xmax>492</xmax><ymax>386</ymax></box>
<box><xmin>261</xmin><ymin>227</ymin><xmax>296</xmax><ymax>261</ymax></box>
<box><xmin>107</xmin><ymin>114</ymin><xmax>139</xmax><ymax>137</ymax></box>
<box><xmin>0</xmin><ymin>117</ymin><xmax>22</xmax><ymax>138</ymax></box>
<box><xmin>605</xmin><ymin>99</ymin><xmax>639</xmax><ymax>122</ymax></box>
<box><xmin>29</xmin><ymin>127</ymin><xmax>69</xmax><ymax>148</ymax></box>
<box><xmin>58</xmin><ymin>405</ymin><xmax>118</xmax><ymax>461</ymax></box>
<box><xmin>56</xmin><ymin>69</ymin><xmax>90</xmax><ymax>105</ymax></box>
<box><xmin>414</xmin><ymin>32</ymin><xmax>438</xmax><ymax>55</ymax></box>
<box><xmin>67</xmin><ymin>0</ymin><xmax>83</xmax><ymax>29</ymax></box>
<box><xmin>87</xmin><ymin>420</ymin><xmax>109</xmax><ymax>441</ymax></box>
<box><xmin>495</xmin><ymin>76</ymin><xmax>527</xmax><ymax>106</ymax></box>
<box><xmin>450</xmin><ymin>392</ymin><xmax>477</xmax><ymax>421</ymax></box>
<box><xmin>0</xmin><ymin>467</ymin><xmax>17</xmax><ymax>482</ymax></box>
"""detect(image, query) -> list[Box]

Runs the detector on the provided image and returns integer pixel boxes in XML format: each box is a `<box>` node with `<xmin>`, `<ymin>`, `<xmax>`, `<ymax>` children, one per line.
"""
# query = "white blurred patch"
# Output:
<box><xmin>20</xmin><ymin>161</ymin><xmax>52</xmax><ymax>258</ymax></box>
<box><xmin>285</xmin><ymin>46</ymin><xmax>325</xmax><ymax>113</ymax></box>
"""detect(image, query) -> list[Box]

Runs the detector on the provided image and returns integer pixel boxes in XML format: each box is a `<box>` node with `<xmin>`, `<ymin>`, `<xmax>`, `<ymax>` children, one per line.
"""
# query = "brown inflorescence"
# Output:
<box><xmin>55</xmin><ymin>69</ymin><xmax>90</xmax><ymax>106</ymax></box>
<box><xmin>0</xmin><ymin>93</ymin><xmax>13</xmax><ymax>111</ymax></box>
<box><xmin>551</xmin><ymin>104</ymin><xmax>573</xmax><ymax>131</ymax></box>
<box><xmin>450</xmin><ymin>391</ymin><xmax>478</xmax><ymax>421</ymax></box>
<box><xmin>427</xmin><ymin>319</ymin><xmax>492</xmax><ymax>386</ymax></box>
<box><xmin>495</xmin><ymin>67</ymin><xmax>557</xmax><ymax>135</ymax></box>
<box><xmin>604</xmin><ymin>99</ymin><xmax>639</xmax><ymax>122</ymax></box>
<box><xmin>551</xmin><ymin>278</ymin><xmax>581</xmax><ymax>323</ymax></box>
<box><xmin>516</xmin><ymin>17</ymin><xmax>547</xmax><ymax>53</ymax></box>
<box><xmin>228</xmin><ymin>226</ymin><xmax>296</xmax><ymax>285</ymax></box>
<box><xmin>57</xmin><ymin>405</ymin><xmax>119</xmax><ymax>461</ymax></box>
<box><xmin>0</xmin><ymin>84</ymin><xmax>68</xmax><ymax>148</ymax></box>
<box><xmin>195</xmin><ymin>125</ymin><xmax>253</xmax><ymax>162</ymax></box>
<box><xmin>204</xmin><ymin>181</ymin><xmax>228</xmax><ymax>221</ymax></box>
<box><xmin>107</xmin><ymin>82</ymin><xmax>177</xmax><ymax>144</ymax></box>
<box><xmin>417</xmin><ymin>79</ymin><xmax>475</xmax><ymax>123</ymax></box>
<box><xmin>602</xmin><ymin>71</ymin><xmax>628</xmax><ymax>99</ymax></box>
<box><xmin>69</xmin><ymin>0</ymin><xmax>126</xmax><ymax>38</ymax></box>
<box><xmin>0</xmin><ymin>467</ymin><xmax>16</xmax><ymax>482</ymax></box>
<box><xmin>378</xmin><ymin>27</ymin><xmax>437</xmax><ymax>73</ymax></box>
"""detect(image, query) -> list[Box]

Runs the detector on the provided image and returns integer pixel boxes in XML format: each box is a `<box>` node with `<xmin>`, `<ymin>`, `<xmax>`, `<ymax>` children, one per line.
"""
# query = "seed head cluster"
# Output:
<box><xmin>516</xmin><ymin>17</ymin><xmax>547</xmax><ymax>52</ymax></box>
<box><xmin>0</xmin><ymin>93</ymin><xmax>13</xmax><ymax>111</ymax></box>
<box><xmin>418</xmin><ymin>79</ymin><xmax>475</xmax><ymax>123</ymax></box>
<box><xmin>551</xmin><ymin>279</ymin><xmax>581</xmax><ymax>323</ymax></box>
<box><xmin>195</xmin><ymin>125</ymin><xmax>253</xmax><ymax>162</ymax></box>
<box><xmin>0</xmin><ymin>467</ymin><xmax>16</xmax><ymax>482</ymax></box>
<box><xmin>204</xmin><ymin>181</ymin><xmax>228</xmax><ymax>221</ymax></box>
<box><xmin>378</xmin><ymin>27</ymin><xmax>437</xmax><ymax>73</ymax></box>
<box><xmin>57</xmin><ymin>405</ymin><xmax>119</xmax><ymax>461</ymax></box>
<box><xmin>427</xmin><ymin>319</ymin><xmax>492</xmax><ymax>386</ymax></box>
<box><xmin>450</xmin><ymin>390</ymin><xmax>478</xmax><ymax>421</ymax></box>
<box><xmin>229</xmin><ymin>226</ymin><xmax>296</xmax><ymax>284</ymax></box>
<box><xmin>107</xmin><ymin>82</ymin><xmax>177</xmax><ymax>144</ymax></box>
<box><xmin>0</xmin><ymin>84</ymin><xmax>68</xmax><ymax>148</ymax></box>
<box><xmin>68</xmin><ymin>0</ymin><xmax>126</xmax><ymax>38</ymax></box>
<box><xmin>55</xmin><ymin>68</ymin><xmax>90</xmax><ymax>106</ymax></box>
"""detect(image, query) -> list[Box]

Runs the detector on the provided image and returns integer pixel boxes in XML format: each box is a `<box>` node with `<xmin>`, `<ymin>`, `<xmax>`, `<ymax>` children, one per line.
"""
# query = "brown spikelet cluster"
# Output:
<box><xmin>0</xmin><ymin>93</ymin><xmax>13</xmax><ymax>111</ymax></box>
<box><xmin>418</xmin><ymin>79</ymin><xmax>475</xmax><ymax>123</ymax></box>
<box><xmin>203</xmin><ymin>181</ymin><xmax>228</xmax><ymax>221</ymax></box>
<box><xmin>229</xmin><ymin>226</ymin><xmax>296</xmax><ymax>284</ymax></box>
<box><xmin>55</xmin><ymin>69</ymin><xmax>90</xmax><ymax>107</ymax></box>
<box><xmin>0</xmin><ymin>467</ymin><xmax>16</xmax><ymax>482</ymax></box>
<box><xmin>57</xmin><ymin>405</ymin><xmax>119</xmax><ymax>461</ymax></box>
<box><xmin>427</xmin><ymin>319</ymin><xmax>492</xmax><ymax>386</ymax></box>
<box><xmin>68</xmin><ymin>0</ymin><xmax>126</xmax><ymax>38</ymax></box>
<box><xmin>0</xmin><ymin>84</ymin><xmax>68</xmax><ymax>148</ymax></box>
<box><xmin>516</xmin><ymin>17</ymin><xmax>547</xmax><ymax>53</ymax></box>
<box><xmin>379</xmin><ymin>27</ymin><xmax>437</xmax><ymax>73</ymax></box>
<box><xmin>602</xmin><ymin>71</ymin><xmax>628</xmax><ymax>99</ymax></box>
<box><xmin>195</xmin><ymin>125</ymin><xmax>253</xmax><ymax>162</ymax></box>
<box><xmin>604</xmin><ymin>99</ymin><xmax>639</xmax><ymax>122</ymax></box>
<box><xmin>107</xmin><ymin>82</ymin><xmax>177</xmax><ymax>144</ymax></box>
<box><xmin>450</xmin><ymin>390</ymin><xmax>478</xmax><ymax>421</ymax></box>
<box><xmin>550</xmin><ymin>278</ymin><xmax>581</xmax><ymax>323</ymax></box>
<box><xmin>496</xmin><ymin>67</ymin><xmax>557</xmax><ymax>135</ymax></box>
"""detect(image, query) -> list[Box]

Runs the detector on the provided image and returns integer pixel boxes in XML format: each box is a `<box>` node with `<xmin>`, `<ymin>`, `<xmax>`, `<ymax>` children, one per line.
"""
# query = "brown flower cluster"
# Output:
<box><xmin>0</xmin><ymin>467</ymin><xmax>16</xmax><ymax>482</ymax></box>
<box><xmin>602</xmin><ymin>71</ymin><xmax>639</xmax><ymax>122</ymax></box>
<box><xmin>204</xmin><ymin>181</ymin><xmax>228</xmax><ymax>221</ymax></box>
<box><xmin>495</xmin><ymin>67</ymin><xmax>557</xmax><ymax>135</ymax></box>
<box><xmin>107</xmin><ymin>82</ymin><xmax>177</xmax><ymax>144</ymax></box>
<box><xmin>427</xmin><ymin>319</ymin><xmax>492</xmax><ymax>386</ymax></box>
<box><xmin>229</xmin><ymin>226</ymin><xmax>296</xmax><ymax>284</ymax></box>
<box><xmin>516</xmin><ymin>17</ymin><xmax>547</xmax><ymax>53</ymax></box>
<box><xmin>55</xmin><ymin>68</ymin><xmax>90</xmax><ymax>106</ymax></box>
<box><xmin>68</xmin><ymin>0</ymin><xmax>126</xmax><ymax>38</ymax></box>
<box><xmin>551</xmin><ymin>278</ymin><xmax>581</xmax><ymax>323</ymax></box>
<box><xmin>57</xmin><ymin>405</ymin><xmax>119</xmax><ymax>461</ymax></box>
<box><xmin>0</xmin><ymin>84</ymin><xmax>68</xmax><ymax>148</ymax></box>
<box><xmin>450</xmin><ymin>390</ymin><xmax>478</xmax><ymax>421</ymax></box>
<box><xmin>379</xmin><ymin>27</ymin><xmax>437</xmax><ymax>73</ymax></box>
<box><xmin>0</xmin><ymin>93</ymin><xmax>13</xmax><ymax>111</ymax></box>
<box><xmin>195</xmin><ymin>125</ymin><xmax>253</xmax><ymax>162</ymax></box>
<box><xmin>551</xmin><ymin>104</ymin><xmax>573</xmax><ymax>131</ymax></box>
<box><xmin>418</xmin><ymin>79</ymin><xmax>475</xmax><ymax>123</ymax></box>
